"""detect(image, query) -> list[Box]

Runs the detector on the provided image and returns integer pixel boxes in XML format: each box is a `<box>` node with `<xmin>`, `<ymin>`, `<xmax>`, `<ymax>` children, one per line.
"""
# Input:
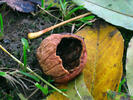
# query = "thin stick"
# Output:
<box><xmin>76</xmin><ymin>18</ymin><xmax>97</xmax><ymax>33</ymax></box>
<box><xmin>0</xmin><ymin>45</ymin><xmax>69</xmax><ymax>98</ymax></box>
<box><xmin>28</xmin><ymin>12</ymin><xmax>91</xmax><ymax>39</ymax></box>
<box><xmin>38</xmin><ymin>5</ymin><xmax>63</xmax><ymax>22</ymax></box>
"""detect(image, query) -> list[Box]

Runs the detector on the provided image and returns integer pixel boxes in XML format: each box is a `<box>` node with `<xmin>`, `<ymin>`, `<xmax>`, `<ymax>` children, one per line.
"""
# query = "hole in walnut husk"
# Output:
<box><xmin>56</xmin><ymin>37</ymin><xmax>82</xmax><ymax>71</ymax></box>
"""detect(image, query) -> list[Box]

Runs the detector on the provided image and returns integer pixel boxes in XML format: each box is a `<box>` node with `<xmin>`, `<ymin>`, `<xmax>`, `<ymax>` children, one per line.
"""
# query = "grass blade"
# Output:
<box><xmin>35</xmin><ymin>83</ymin><xmax>48</xmax><ymax>95</ymax></box>
<box><xmin>78</xmin><ymin>15</ymin><xmax>95</xmax><ymax>22</ymax></box>
<box><xmin>41</xmin><ymin>0</ymin><xmax>45</xmax><ymax>8</ymax></box>
<box><xmin>21</xmin><ymin>38</ymin><xmax>30</xmax><ymax>71</ymax></box>
<box><xmin>18</xmin><ymin>71</ymin><xmax>40</xmax><ymax>82</ymax></box>
<box><xmin>66</xmin><ymin>6</ymin><xmax>84</xmax><ymax>19</ymax></box>
<box><xmin>118</xmin><ymin>78</ymin><xmax>126</xmax><ymax>93</ymax></box>
<box><xmin>0</xmin><ymin>13</ymin><xmax>4</xmax><ymax>39</ymax></box>
<box><xmin>45</xmin><ymin>3</ymin><xmax>53</xmax><ymax>10</ymax></box>
<box><xmin>0</xmin><ymin>71</ymin><xmax>7</xmax><ymax>76</ymax></box>
<box><xmin>17</xmin><ymin>93</ymin><xmax>28</xmax><ymax>100</ymax></box>
<box><xmin>21</xmin><ymin>38</ymin><xmax>30</xmax><ymax>52</ymax></box>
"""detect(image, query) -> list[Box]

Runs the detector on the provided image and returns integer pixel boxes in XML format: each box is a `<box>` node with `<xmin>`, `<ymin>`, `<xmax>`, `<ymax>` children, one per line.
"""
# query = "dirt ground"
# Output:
<box><xmin>0</xmin><ymin>6</ymin><xmax>73</xmax><ymax>99</ymax></box>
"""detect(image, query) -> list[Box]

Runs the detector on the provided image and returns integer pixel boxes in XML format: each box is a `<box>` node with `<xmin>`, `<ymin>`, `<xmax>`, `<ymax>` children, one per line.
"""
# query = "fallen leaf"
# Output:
<box><xmin>73</xmin><ymin>0</ymin><xmax>133</xmax><ymax>30</ymax></box>
<box><xmin>126</xmin><ymin>37</ymin><xmax>133</xmax><ymax>96</ymax></box>
<box><xmin>47</xmin><ymin>73</ymin><xmax>93</xmax><ymax>100</ymax></box>
<box><xmin>76</xmin><ymin>23</ymin><xmax>124</xmax><ymax>100</ymax></box>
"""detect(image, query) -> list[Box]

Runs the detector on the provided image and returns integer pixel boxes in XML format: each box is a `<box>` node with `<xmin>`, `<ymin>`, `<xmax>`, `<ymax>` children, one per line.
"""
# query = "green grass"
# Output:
<box><xmin>21</xmin><ymin>38</ymin><xmax>30</xmax><ymax>71</ymax></box>
<box><xmin>0</xmin><ymin>13</ymin><xmax>4</xmax><ymax>39</ymax></box>
<box><xmin>59</xmin><ymin>0</ymin><xmax>84</xmax><ymax>20</ymax></box>
<box><xmin>35</xmin><ymin>83</ymin><xmax>49</xmax><ymax>95</ymax></box>
<box><xmin>0</xmin><ymin>71</ymin><xmax>7</xmax><ymax>77</ymax></box>
<box><xmin>41</xmin><ymin>0</ymin><xmax>45</xmax><ymax>8</ymax></box>
<box><xmin>118</xmin><ymin>78</ymin><xmax>126</xmax><ymax>93</ymax></box>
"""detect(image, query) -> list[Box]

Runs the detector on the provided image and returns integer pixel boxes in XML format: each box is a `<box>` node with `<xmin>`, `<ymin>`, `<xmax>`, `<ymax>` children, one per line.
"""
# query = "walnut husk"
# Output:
<box><xmin>37</xmin><ymin>34</ymin><xmax>87</xmax><ymax>83</ymax></box>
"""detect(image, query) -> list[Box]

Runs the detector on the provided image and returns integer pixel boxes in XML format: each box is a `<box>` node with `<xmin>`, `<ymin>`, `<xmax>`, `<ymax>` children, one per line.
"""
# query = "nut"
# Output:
<box><xmin>37</xmin><ymin>34</ymin><xmax>87</xmax><ymax>83</ymax></box>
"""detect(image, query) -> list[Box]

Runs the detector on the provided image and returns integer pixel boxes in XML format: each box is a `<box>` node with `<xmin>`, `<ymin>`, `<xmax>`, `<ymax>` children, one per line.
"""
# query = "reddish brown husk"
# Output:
<box><xmin>37</xmin><ymin>34</ymin><xmax>87</xmax><ymax>83</ymax></box>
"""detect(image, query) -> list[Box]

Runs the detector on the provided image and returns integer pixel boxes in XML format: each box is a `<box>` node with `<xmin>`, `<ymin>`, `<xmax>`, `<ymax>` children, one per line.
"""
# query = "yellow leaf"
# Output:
<box><xmin>76</xmin><ymin>24</ymin><xmax>124</xmax><ymax>100</ymax></box>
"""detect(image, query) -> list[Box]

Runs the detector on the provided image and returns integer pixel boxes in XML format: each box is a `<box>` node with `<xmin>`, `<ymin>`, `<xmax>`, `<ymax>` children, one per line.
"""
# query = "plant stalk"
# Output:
<box><xmin>28</xmin><ymin>12</ymin><xmax>91</xmax><ymax>39</ymax></box>
<box><xmin>0</xmin><ymin>45</ymin><xmax>69</xmax><ymax>98</ymax></box>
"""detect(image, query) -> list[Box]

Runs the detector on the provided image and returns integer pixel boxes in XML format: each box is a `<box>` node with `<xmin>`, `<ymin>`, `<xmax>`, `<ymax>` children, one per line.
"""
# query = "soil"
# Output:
<box><xmin>0</xmin><ymin>6</ymin><xmax>72</xmax><ymax>100</ymax></box>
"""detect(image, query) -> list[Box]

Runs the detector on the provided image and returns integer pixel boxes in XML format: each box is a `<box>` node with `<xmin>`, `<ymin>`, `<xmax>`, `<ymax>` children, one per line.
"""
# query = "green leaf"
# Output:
<box><xmin>67</xmin><ymin>73</ymin><xmax>93</xmax><ymax>100</ymax></box>
<box><xmin>0</xmin><ymin>71</ymin><xmax>7</xmax><ymax>77</ymax></box>
<box><xmin>72</xmin><ymin>0</ymin><xmax>133</xmax><ymax>30</ymax></box>
<box><xmin>126</xmin><ymin>37</ymin><xmax>133</xmax><ymax>95</ymax></box>
<box><xmin>35</xmin><ymin>83</ymin><xmax>48</xmax><ymax>95</ymax></box>
<box><xmin>21</xmin><ymin>38</ymin><xmax>30</xmax><ymax>52</ymax></box>
<box><xmin>19</xmin><ymin>71</ymin><xmax>40</xmax><ymax>82</ymax></box>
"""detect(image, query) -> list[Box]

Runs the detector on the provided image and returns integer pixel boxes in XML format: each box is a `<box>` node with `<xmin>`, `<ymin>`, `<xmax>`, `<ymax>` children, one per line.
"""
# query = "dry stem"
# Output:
<box><xmin>28</xmin><ymin>12</ymin><xmax>91</xmax><ymax>39</ymax></box>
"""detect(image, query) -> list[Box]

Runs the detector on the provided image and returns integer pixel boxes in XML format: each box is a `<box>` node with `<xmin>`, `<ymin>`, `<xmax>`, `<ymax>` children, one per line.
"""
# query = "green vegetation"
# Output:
<box><xmin>21</xmin><ymin>38</ymin><xmax>30</xmax><ymax>71</ymax></box>
<box><xmin>59</xmin><ymin>0</ymin><xmax>84</xmax><ymax>20</ymax></box>
<box><xmin>0</xmin><ymin>13</ymin><xmax>4</xmax><ymax>39</ymax></box>
<box><xmin>118</xmin><ymin>78</ymin><xmax>126</xmax><ymax>93</ymax></box>
<box><xmin>41</xmin><ymin>0</ymin><xmax>45</xmax><ymax>8</ymax></box>
<box><xmin>35</xmin><ymin>83</ymin><xmax>49</xmax><ymax>95</ymax></box>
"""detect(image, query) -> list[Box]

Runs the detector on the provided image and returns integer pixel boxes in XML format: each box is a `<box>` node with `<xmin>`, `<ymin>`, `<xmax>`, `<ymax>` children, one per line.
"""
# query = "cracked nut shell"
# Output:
<box><xmin>37</xmin><ymin>34</ymin><xmax>87</xmax><ymax>83</ymax></box>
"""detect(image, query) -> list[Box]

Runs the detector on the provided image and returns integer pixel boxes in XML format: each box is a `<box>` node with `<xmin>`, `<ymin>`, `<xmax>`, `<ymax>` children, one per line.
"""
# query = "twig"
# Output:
<box><xmin>76</xmin><ymin>18</ymin><xmax>97</xmax><ymax>33</ymax></box>
<box><xmin>28</xmin><ymin>12</ymin><xmax>91</xmax><ymax>39</ymax></box>
<box><xmin>38</xmin><ymin>5</ymin><xmax>63</xmax><ymax>22</ymax></box>
<box><xmin>27</xmin><ymin>88</ymin><xmax>39</xmax><ymax>99</ymax></box>
<box><xmin>0</xmin><ymin>45</ymin><xmax>69</xmax><ymax>98</ymax></box>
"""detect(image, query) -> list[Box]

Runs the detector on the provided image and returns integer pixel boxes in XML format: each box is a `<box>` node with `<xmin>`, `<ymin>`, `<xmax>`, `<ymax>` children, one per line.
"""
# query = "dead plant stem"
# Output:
<box><xmin>28</xmin><ymin>12</ymin><xmax>91</xmax><ymax>39</ymax></box>
<box><xmin>38</xmin><ymin>5</ymin><xmax>63</xmax><ymax>21</ymax></box>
